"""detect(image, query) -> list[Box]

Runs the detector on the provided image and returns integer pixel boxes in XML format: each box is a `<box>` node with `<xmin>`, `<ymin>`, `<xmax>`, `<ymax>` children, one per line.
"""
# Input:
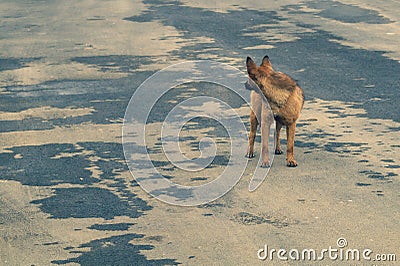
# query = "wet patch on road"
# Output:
<box><xmin>286</xmin><ymin>1</ymin><xmax>392</xmax><ymax>24</ymax></box>
<box><xmin>0</xmin><ymin>144</ymin><xmax>96</xmax><ymax>186</ymax></box>
<box><xmin>88</xmin><ymin>223</ymin><xmax>135</xmax><ymax>231</ymax></box>
<box><xmin>51</xmin><ymin>234</ymin><xmax>179</xmax><ymax>265</ymax></box>
<box><xmin>71</xmin><ymin>55</ymin><xmax>153</xmax><ymax>73</ymax></box>
<box><xmin>31</xmin><ymin>187</ymin><xmax>150</xmax><ymax>220</ymax></box>
<box><xmin>0</xmin><ymin>57</ymin><xmax>42</xmax><ymax>72</ymax></box>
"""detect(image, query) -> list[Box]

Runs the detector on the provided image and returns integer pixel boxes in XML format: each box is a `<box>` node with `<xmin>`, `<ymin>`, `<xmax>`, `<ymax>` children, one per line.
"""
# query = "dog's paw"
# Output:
<box><xmin>275</xmin><ymin>148</ymin><xmax>283</xmax><ymax>155</ymax></box>
<box><xmin>260</xmin><ymin>159</ymin><xmax>271</xmax><ymax>168</ymax></box>
<box><xmin>286</xmin><ymin>159</ymin><xmax>298</xmax><ymax>167</ymax></box>
<box><xmin>245</xmin><ymin>152</ymin><xmax>255</xmax><ymax>158</ymax></box>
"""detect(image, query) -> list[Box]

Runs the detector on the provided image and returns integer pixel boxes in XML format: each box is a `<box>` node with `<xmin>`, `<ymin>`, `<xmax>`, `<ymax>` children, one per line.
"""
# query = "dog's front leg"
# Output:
<box><xmin>275</xmin><ymin>121</ymin><xmax>283</xmax><ymax>155</ymax></box>
<box><xmin>260</xmin><ymin>99</ymin><xmax>273</xmax><ymax>167</ymax></box>
<box><xmin>246</xmin><ymin>109</ymin><xmax>258</xmax><ymax>158</ymax></box>
<box><xmin>246</xmin><ymin>91</ymin><xmax>261</xmax><ymax>158</ymax></box>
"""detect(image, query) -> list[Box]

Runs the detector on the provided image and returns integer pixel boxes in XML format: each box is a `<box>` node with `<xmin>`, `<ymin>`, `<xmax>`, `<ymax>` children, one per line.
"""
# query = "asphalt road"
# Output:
<box><xmin>0</xmin><ymin>0</ymin><xmax>399</xmax><ymax>265</ymax></box>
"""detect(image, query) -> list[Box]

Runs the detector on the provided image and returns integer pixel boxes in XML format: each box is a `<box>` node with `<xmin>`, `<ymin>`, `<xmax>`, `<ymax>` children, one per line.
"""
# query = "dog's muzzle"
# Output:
<box><xmin>245</xmin><ymin>78</ymin><xmax>259</xmax><ymax>91</ymax></box>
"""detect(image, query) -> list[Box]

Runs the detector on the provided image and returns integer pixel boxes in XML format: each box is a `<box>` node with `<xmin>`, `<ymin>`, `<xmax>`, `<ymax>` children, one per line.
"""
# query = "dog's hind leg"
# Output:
<box><xmin>286</xmin><ymin>123</ymin><xmax>298</xmax><ymax>167</ymax></box>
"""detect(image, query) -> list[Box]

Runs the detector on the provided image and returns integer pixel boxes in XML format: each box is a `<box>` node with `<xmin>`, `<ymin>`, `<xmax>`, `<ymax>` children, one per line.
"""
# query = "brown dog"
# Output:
<box><xmin>245</xmin><ymin>55</ymin><xmax>304</xmax><ymax>167</ymax></box>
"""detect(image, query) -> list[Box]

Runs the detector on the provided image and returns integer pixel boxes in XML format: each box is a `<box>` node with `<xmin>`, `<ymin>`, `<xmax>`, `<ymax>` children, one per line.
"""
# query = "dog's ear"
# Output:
<box><xmin>246</xmin><ymin>57</ymin><xmax>257</xmax><ymax>77</ymax></box>
<box><xmin>261</xmin><ymin>55</ymin><xmax>272</xmax><ymax>68</ymax></box>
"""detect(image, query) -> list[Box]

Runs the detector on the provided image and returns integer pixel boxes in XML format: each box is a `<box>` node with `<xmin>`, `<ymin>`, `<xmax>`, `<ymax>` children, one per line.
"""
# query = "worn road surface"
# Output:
<box><xmin>0</xmin><ymin>0</ymin><xmax>399</xmax><ymax>265</ymax></box>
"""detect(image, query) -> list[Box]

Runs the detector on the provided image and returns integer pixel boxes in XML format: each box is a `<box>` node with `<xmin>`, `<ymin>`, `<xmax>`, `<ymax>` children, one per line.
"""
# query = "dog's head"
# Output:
<box><xmin>245</xmin><ymin>55</ymin><xmax>273</xmax><ymax>91</ymax></box>
<box><xmin>246</xmin><ymin>55</ymin><xmax>273</xmax><ymax>78</ymax></box>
